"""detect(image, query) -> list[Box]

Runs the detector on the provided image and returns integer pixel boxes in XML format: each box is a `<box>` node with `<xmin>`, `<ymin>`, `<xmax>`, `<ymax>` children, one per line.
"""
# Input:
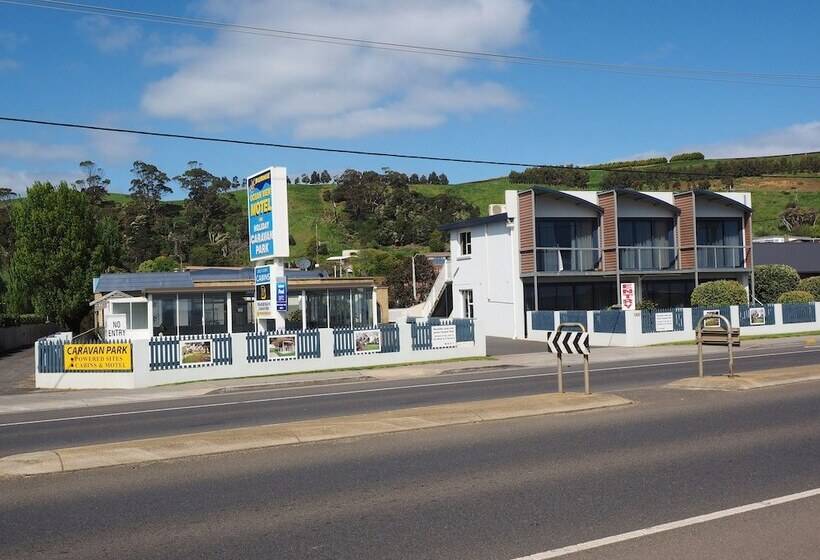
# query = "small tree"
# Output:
<box><xmin>310</xmin><ymin>171</ymin><xmax>320</xmax><ymax>184</ymax></box>
<box><xmin>439</xmin><ymin>173</ymin><xmax>449</xmax><ymax>185</ymax></box>
<box><xmin>777</xmin><ymin>290</ymin><xmax>814</xmax><ymax>304</ymax></box>
<box><xmin>428</xmin><ymin>172</ymin><xmax>439</xmax><ymax>185</ymax></box>
<box><xmin>74</xmin><ymin>160</ymin><xmax>111</xmax><ymax>205</ymax></box>
<box><xmin>386</xmin><ymin>254</ymin><xmax>436</xmax><ymax>307</ymax></box>
<box><xmin>797</xmin><ymin>276</ymin><xmax>820</xmax><ymax>300</ymax></box>
<box><xmin>137</xmin><ymin>256</ymin><xmax>178</xmax><ymax>272</ymax></box>
<box><xmin>754</xmin><ymin>264</ymin><xmax>800</xmax><ymax>303</ymax></box>
<box><xmin>409</xmin><ymin>173</ymin><xmax>419</xmax><ymax>184</ymax></box>
<box><xmin>690</xmin><ymin>280</ymin><xmax>747</xmax><ymax>307</ymax></box>
<box><xmin>320</xmin><ymin>170</ymin><xmax>332</xmax><ymax>183</ymax></box>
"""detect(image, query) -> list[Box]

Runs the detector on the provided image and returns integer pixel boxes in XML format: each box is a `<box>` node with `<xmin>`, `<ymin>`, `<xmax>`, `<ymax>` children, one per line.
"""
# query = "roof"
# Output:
<box><xmin>692</xmin><ymin>189</ymin><xmax>753</xmax><ymax>213</ymax></box>
<box><xmin>527</xmin><ymin>186</ymin><xmax>603</xmax><ymax>214</ymax></box>
<box><xmin>753</xmin><ymin>242</ymin><xmax>820</xmax><ymax>274</ymax></box>
<box><xmin>439</xmin><ymin>212</ymin><xmax>508</xmax><ymax>231</ymax></box>
<box><xmin>94</xmin><ymin>267</ymin><xmax>327</xmax><ymax>294</ymax></box>
<box><xmin>601</xmin><ymin>188</ymin><xmax>680</xmax><ymax>214</ymax></box>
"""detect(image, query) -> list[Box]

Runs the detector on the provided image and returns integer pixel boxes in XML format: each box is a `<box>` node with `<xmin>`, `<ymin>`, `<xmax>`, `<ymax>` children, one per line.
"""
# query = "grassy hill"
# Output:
<box><xmin>93</xmin><ymin>153</ymin><xmax>820</xmax><ymax>257</ymax></box>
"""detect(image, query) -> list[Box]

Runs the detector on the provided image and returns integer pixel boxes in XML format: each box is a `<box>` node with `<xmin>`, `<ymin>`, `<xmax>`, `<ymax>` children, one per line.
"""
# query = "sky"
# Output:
<box><xmin>0</xmin><ymin>0</ymin><xmax>819</xmax><ymax>196</ymax></box>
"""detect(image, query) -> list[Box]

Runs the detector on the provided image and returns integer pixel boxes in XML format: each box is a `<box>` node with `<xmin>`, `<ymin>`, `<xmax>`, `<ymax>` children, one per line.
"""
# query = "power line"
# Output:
<box><xmin>2</xmin><ymin>115</ymin><xmax>818</xmax><ymax>179</ymax></box>
<box><xmin>4</xmin><ymin>0</ymin><xmax>820</xmax><ymax>89</ymax></box>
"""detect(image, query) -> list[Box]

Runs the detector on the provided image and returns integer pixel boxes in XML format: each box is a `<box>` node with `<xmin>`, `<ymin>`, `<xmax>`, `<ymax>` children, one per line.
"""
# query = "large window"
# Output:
<box><xmin>643</xmin><ymin>280</ymin><xmax>694</xmax><ymax>309</ymax></box>
<box><xmin>152</xmin><ymin>295</ymin><xmax>177</xmax><ymax>336</ymax></box>
<box><xmin>352</xmin><ymin>288</ymin><xmax>373</xmax><ymax>327</ymax></box>
<box><xmin>697</xmin><ymin>218</ymin><xmax>743</xmax><ymax>268</ymax></box>
<box><xmin>204</xmin><ymin>293</ymin><xmax>228</xmax><ymax>334</ymax></box>
<box><xmin>618</xmin><ymin>218</ymin><xmax>675</xmax><ymax>270</ymax></box>
<box><xmin>305</xmin><ymin>290</ymin><xmax>328</xmax><ymax>329</ymax></box>
<box><xmin>178</xmin><ymin>294</ymin><xmax>204</xmax><ymax>335</ymax></box>
<box><xmin>535</xmin><ymin>218</ymin><xmax>599</xmax><ymax>271</ymax></box>
<box><xmin>524</xmin><ymin>281</ymin><xmax>616</xmax><ymax>311</ymax></box>
<box><xmin>459</xmin><ymin>231</ymin><xmax>472</xmax><ymax>256</ymax></box>
<box><xmin>230</xmin><ymin>291</ymin><xmax>255</xmax><ymax>333</ymax></box>
<box><xmin>111</xmin><ymin>301</ymin><xmax>148</xmax><ymax>331</ymax></box>
<box><xmin>329</xmin><ymin>289</ymin><xmax>352</xmax><ymax>328</ymax></box>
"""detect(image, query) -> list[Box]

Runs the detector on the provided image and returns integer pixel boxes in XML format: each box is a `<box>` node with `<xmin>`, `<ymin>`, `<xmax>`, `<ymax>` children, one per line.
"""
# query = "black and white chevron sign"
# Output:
<box><xmin>546</xmin><ymin>331</ymin><xmax>589</xmax><ymax>355</ymax></box>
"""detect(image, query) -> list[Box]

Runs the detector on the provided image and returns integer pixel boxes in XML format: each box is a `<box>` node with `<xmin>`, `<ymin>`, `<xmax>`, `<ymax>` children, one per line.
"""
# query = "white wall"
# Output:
<box><xmin>616</xmin><ymin>194</ymin><xmax>676</xmax><ymax>218</ymax></box>
<box><xmin>535</xmin><ymin>196</ymin><xmax>599</xmax><ymax>218</ymax></box>
<box><xmin>35</xmin><ymin>321</ymin><xmax>487</xmax><ymax>390</ymax></box>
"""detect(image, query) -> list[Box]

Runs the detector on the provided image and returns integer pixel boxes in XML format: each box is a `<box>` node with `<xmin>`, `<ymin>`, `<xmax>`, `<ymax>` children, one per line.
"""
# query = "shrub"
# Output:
<box><xmin>0</xmin><ymin>313</ymin><xmax>46</xmax><ymax>327</ymax></box>
<box><xmin>690</xmin><ymin>280</ymin><xmax>747</xmax><ymax>307</ymax></box>
<box><xmin>637</xmin><ymin>299</ymin><xmax>658</xmax><ymax>312</ymax></box>
<box><xmin>777</xmin><ymin>290</ymin><xmax>815</xmax><ymax>304</ymax></box>
<box><xmin>670</xmin><ymin>152</ymin><xmax>705</xmax><ymax>161</ymax></box>
<box><xmin>797</xmin><ymin>276</ymin><xmax>820</xmax><ymax>300</ymax></box>
<box><xmin>754</xmin><ymin>264</ymin><xmax>800</xmax><ymax>303</ymax></box>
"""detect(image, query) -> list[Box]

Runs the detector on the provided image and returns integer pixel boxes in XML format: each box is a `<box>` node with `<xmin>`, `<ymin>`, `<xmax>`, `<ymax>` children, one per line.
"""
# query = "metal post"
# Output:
<box><xmin>697</xmin><ymin>331</ymin><xmax>704</xmax><ymax>377</ymax></box>
<box><xmin>727</xmin><ymin>326</ymin><xmax>735</xmax><ymax>377</ymax></box>
<box><xmin>557</xmin><ymin>353</ymin><xmax>564</xmax><ymax>393</ymax></box>
<box><xmin>583</xmin><ymin>354</ymin><xmax>590</xmax><ymax>395</ymax></box>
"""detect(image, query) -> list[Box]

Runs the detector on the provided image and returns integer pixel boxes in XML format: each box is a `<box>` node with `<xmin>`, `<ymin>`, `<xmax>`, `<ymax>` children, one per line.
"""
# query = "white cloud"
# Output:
<box><xmin>77</xmin><ymin>15</ymin><xmax>142</xmax><ymax>53</ymax></box>
<box><xmin>702</xmin><ymin>121</ymin><xmax>820</xmax><ymax>158</ymax></box>
<box><xmin>142</xmin><ymin>0</ymin><xmax>530</xmax><ymax>138</ymax></box>
<box><xmin>0</xmin><ymin>58</ymin><xmax>18</xmax><ymax>71</ymax></box>
<box><xmin>0</xmin><ymin>168</ymin><xmax>81</xmax><ymax>195</ymax></box>
<box><xmin>0</xmin><ymin>140</ymin><xmax>84</xmax><ymax>161</ymax></box>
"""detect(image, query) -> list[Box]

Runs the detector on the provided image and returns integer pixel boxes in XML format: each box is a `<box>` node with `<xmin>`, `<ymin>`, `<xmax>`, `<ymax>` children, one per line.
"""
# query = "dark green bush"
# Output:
<box><xmin>691</xmin><ymin>280</ymin><xmax>747</xmax><ymax>307</ymax></box>
<box><xmin>754</xmin><ymin>264</ymin><xmax>800</xmax><ymax>303</ymax></box>
<box><xmin>0</xmin><ymin>313</ymin><xmax>46</xmax><ymax>327</ymax></box>
<box><xmin>637</xmin><ymin>299</ymin><xmax>658</xmax><ymax>312</ymax></box>
<box><xmin>670</xmin><ymin>152</ymin><xmax>705</xmax><ymax>162</ymax></box>
<box><xmin>777</xmin><ymin>290</ymin><xmax>815</xmax><ymax>304</ymax></box>
<box><xmin>797</xmin><ymin>276</ymin><xmax>820</xmax><ymax>300</ymax></box>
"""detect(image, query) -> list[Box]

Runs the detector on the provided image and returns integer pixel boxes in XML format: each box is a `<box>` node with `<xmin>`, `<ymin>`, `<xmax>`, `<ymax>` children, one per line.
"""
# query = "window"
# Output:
<box><xmin>535</xmin><ymin>218</ymin><xmax>599</xmax><ymax>271</ymax></box>
<box><xmin>329</xmin><ymin>289</ymin><xmax>352</xmax><ymax>328</ymax></box>
<box><xmin>111</xmin><ymin>301</ymin><xmax>149</xmax><ymax>331</ymax></box>
<box><xmin>523</xmin><ymin>281</ymin><xmax>616</xmax><ymax>311</ymax></box>
<box><xmin>178</xmin><ymin>294</ymin><xmax>204</xmax><ymax>335</ymax></box>
<box><xmin>284</xmin><ymin>292</ymin><xmax>303</xmax><ymax>331</ymax></box>
<box><xmin>618</xmin><ymin>218</ymin><xmax>675</xmax><ymax>270</ymax></box>
<box><xmin>204</xmin><ymin>293</ymin><xmax>228</xmax><ymax>334</ymax></box>
<box><xmin>152</xmin><ymin>295</ymin><xmax>178</xmax><ymax>336</ymax></box>
<box><xmin>461</xmin><ymin>289</ymin><xmax>474</xmax><ymax>318</ymax></box>
<box><xmin>352</xmin><ymin>288</ymin><xmax>373</xmax><ymax>327</ymax></box>
<box><xmin>459</xmin><ymin>231</ymin><xmax>472</xmax><ymax>256</ymax></box>
<box><xmin>305</xmin><ymin>290</ymin><xmax>328</xmax><ymax>330</ymax></box>
<box><xmin>230</xmin><ymin>291</ymin><xmax>255</xmax><ymax>333</ymax></box>
<box><xmin>643</xmin><ymin>280</ymin><xmax>694</xmax><ymax>308</ymax></box>
<box><xmin>697</xmin><ymin>218</ymin><xmax>743</xmax><ymax>268</ymax></box>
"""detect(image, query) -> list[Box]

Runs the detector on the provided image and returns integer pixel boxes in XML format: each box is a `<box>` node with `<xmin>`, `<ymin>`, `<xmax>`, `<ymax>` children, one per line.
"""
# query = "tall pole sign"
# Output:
<box><xmin>247</xmin><ymin>166</ymin><xmax>290</xmax><ymax>331</ymax></box>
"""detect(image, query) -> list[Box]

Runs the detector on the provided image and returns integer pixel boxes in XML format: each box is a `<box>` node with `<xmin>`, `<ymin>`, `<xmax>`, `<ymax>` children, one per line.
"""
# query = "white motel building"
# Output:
<box><xmin>422</xmin><ymin>187</ymin><xmax>754</xmax><ymax>338</ymax></box>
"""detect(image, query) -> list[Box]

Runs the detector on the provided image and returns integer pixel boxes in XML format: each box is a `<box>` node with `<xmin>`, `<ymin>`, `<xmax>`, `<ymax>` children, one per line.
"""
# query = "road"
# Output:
<box><xmin>1</xmin><ymin>344</ymin><xmax>819</xmax><ymax>455</ymax></box>
<box><xmin>1</xmin><ymin>379</ymin><xmax>818</xmax><ymax>559</ymax></box>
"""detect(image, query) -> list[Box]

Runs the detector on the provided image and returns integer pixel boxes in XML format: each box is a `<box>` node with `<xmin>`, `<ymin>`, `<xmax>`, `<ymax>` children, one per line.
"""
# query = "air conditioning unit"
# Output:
<box><xmin>488</xmin><ymin>204</ymin><xmax>506</xmax><ymax>216</ymax></box>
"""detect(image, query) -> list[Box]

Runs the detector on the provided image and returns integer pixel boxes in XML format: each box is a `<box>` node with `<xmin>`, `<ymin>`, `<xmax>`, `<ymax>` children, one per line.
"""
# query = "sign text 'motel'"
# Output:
<box><xmin>247</xmin><ymin>167</ymin><xmax>290</xmax><ymax>261</ymax></box>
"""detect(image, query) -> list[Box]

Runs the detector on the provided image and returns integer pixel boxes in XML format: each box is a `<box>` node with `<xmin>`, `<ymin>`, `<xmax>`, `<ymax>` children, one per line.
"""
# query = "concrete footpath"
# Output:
<box><xmin>0</xmin><ymin>392</ymin><xmax>631</xmax><ymax>477</ymax></box>
<box><xmin>0</xmin><ymin>334</ymin><xmax>816</xmax><ymax>415</ymax></box>
<box><xmin>668</xmin><ymin>364</ymin><xmax>820</xmax><ymax>391</ymax></box>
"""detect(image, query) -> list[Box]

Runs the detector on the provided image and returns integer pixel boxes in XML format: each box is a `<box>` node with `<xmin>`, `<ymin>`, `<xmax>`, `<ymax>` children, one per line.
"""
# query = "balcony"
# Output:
<box><xmin>618</xmin><ymin>246</ymin><xmax>678</xmax><ymax>271</ymax></box>
<box><xmin>536</xmin><ymin>247</ymin><xmax>601</xmax><ymax>273</ymax></box>
<box><xmin>697</xmin><ymin>245</ymin><xmax>747</xmax><ymax>269</ymax></box>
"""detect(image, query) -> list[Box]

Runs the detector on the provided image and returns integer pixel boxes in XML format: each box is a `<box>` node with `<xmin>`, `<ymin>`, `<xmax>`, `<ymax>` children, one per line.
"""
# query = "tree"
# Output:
<box><xmin>310</xmin><ymin>171</ymin><xmax>320</xmax><ymax>184</ymax></box>
<box><xmin>301</xmin><ymin>173</ymin><xmax>310</xmax><ymax>184</ymax></box>
<box><xmin>0</xmin><ymin>186</ymin><xmax>15</xmax><ymax>201</ymax></box>
<box><xmin>428</xmin><ymin>172</ymin><xmax>439</xmax><ymax>185</ymax></box>
<box><xmin>419</xmin><ymin>174</ymin><xmax>427</xmax><ymax>184</ymax></box>
<box><xmin>320</xmin><ymin>170</ymin><xmax>332</xmax><ymax>183</ymax></box>
<box><xmin>690</xmin><ymin>280</ymin><xmax>747</xmax><ymax>307</ymax></box>
<box><xmin>439</xmin><ymin>173</ymin><xmax>449</xmax><ymax>185</ymax></box>
<box><xmin>409</xmin><ymin>173</ymin><xmax>419</xmax><ymax>184</ymax></box>
<box><xmin>754</xmin><ymin>264</ymin><xmax>800</xmax><ymax>303</ymax></box>
<box><xmin>129</xmin><ymin>161</ymin><xmax>172</xmax><ymax>205</ymax></box>
<box><xmin>777</xmin><ymin>290</ymin><xmax>814</xmax><ymax>304</ymax></box>
<box><xmin>7</xmin><ymin>182</ymin><xmax>120</xmax><ymax>330</ymax></box>
<box><xmin>73</xmin><ymin>160</ymin><xmax>111</xmax><ymax>205</ymax></box>
<box><xmin>797</xmin><ymin>276</ymin><xmax>820</xmax><ymax>300</ymax></box>
<box><xmin>120</xmin><ymin>161</ymin><xmax>173</xmax><ymax>269</ymax></box>
<box><xmin>386</xmin><ymin>254</ymin><xmax>436</xmax><ymax>307</ymax></box>
<box><xmin>137</xmin><ymin>256</ymin><xmax>178</xmax><ymax>272</ymax></box>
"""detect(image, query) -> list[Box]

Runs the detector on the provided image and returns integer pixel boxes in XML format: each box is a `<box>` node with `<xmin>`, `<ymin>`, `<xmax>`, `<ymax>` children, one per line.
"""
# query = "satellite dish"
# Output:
<box><xmin>296</xmin><ymin>257</ymin><xmax>312</xmax><ymax>271</ymax></box>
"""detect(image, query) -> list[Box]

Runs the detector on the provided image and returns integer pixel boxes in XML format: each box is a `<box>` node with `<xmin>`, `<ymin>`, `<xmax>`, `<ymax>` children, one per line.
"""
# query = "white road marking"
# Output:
<box><xmin>1</xmin><ymin>348</ymin><xmax>818</xmax><ymax>428</ymax></box>
<box><xmin>511</xmin><ymin>487</ymin><xmax>820</xmax><ymax>559</ymax></box>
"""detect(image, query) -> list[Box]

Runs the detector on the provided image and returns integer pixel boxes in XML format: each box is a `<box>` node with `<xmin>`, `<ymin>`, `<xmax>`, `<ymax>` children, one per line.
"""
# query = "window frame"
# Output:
<box><xmin>459</xmin><ymin>231</ymin><xmax>472</xmax><ymax>257</ymax></box>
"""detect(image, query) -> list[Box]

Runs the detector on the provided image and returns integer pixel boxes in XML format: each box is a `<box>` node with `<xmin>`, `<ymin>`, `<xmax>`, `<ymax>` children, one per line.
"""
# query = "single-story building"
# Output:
<box><xmin>92</xmin><ymin>267</ymin><xmax>389</xmax><ymax>339</ymax></box>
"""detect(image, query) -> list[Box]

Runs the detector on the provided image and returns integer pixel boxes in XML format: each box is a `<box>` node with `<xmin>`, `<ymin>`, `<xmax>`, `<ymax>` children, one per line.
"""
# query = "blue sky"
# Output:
<box><xmin>0</xmin><ymin>0</ymin><xmax>818</xmax><ymax>196</ymax></box>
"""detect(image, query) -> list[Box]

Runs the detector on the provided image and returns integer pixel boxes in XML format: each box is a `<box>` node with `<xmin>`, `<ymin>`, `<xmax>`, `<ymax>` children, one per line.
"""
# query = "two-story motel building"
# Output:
<box><xmin>429</xmin><ymin>187</ymin><xmax>754</xmax><ymax>338</ymax></box>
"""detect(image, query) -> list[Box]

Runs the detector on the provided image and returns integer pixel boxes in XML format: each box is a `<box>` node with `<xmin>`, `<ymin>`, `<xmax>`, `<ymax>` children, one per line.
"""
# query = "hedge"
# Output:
<box><xmin>670</xmin><ymin>152</ymin><xmax>705</xmax><ymax>162</ymax></box>
<box><xmin>777</xmin><ymin>290</ymin><xmax>815</xmax><ymax>304</ymax></box>
<box><xmin>797</xmin><ymin>276</ymin><xmax>820</xmax><ymax>300</ymax></box>
<box><xmin>0</xmin><ymin>314</ymin><xmax>47</xmax><ymax>328</ymax></box>
<box><xmin>691</xmin><ymin>280</ymin><xmax>747</xmax><ymax>307</ymax></box>
<box><xmin>754</xmin><ymin>264</ymin><xmax>800</xmax><ymax>303</ymax></box>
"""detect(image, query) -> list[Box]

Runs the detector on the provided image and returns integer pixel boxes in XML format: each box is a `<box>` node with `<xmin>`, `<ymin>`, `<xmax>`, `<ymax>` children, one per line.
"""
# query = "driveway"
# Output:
<box><xmin>486</xmin><ymin>336</ymin><xmax>546</xmax><ymax>356</ymax></box>
<box><xmin>0</xmin><ymin>347</ymin><xmax>35</xmax><ymax>394</ymax></box>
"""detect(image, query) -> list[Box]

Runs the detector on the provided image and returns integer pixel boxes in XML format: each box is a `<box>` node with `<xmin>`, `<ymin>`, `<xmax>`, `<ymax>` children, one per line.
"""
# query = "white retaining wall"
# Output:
<box><xmin>36</xmin><ymin>322</ymin><xmax>487</xmax><ymax>390</ymax></box>
<box><xmin>526</xmin><ymin>303</ymin><xmax>820</xmax><ymax>347</ymax></box>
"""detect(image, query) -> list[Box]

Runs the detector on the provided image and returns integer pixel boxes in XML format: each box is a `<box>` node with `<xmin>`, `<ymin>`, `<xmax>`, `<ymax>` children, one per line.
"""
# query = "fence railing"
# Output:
<box><xmin>618</xmin><ymin>246</ymin><xmax>677</xmax><ymax>271</ymax></box>
<box><xmin>691</xmin><ymin>306</ymin><xmax>732</xmax><ymax>330</ymax></box>
<box><xmin>246</xmin><ymin>330</ymin><xmax>321</xmax><ymax>362</ymax></box>
<box><xmin>738</xmin><ymin>304</ymin><xmax>776</xmax><ymax>327</ymax></box>
<box><xmin>535</xmin><ymin>247</ymin><xmax>600</xmax><ymax>272</ymax></box>
<box><xmin>530</xmin><ymin>311</ymin><xmax>555</xmax><ymax>331</ymax></box>
<box><xmin>782</xmin><ymin>303</ymin><xmax>816</xmax><ymax>324</ymax></box>
<box><xmin>593</xmin><ymin>309</ymin><xmax>626</xmax><ymax>334</ymax></box>
<box><xmin>696</xmin><ymin>245</ymin><xmax>747</xmax><ymax>269</ymax></box>
<box><xmin>333</xmin><ymin>324</ymin><xmax>400</xmax><ymax>356</ymax></box>
<box><xmin>149</xmin><ymin>333</ymin><xmax>232</xmax><ymax>371</ymax></box>
<box><xmin>641</xmin><ymin>308</ymin><xmax>685</xmax><ymax>333</ymax></box>
<box><xmin>559</xmin><ymin>310</ymin><xmax>588</xmax><ymax>330</ymax></box>
<box><xmin>37</xmin><ymin>339</ymin><xmax>65</xmax><ymax>373</ymax></box>
<box><xmin>410</xmin><ymin>318</ymin><xmax>474</xmax><ymax>350</ymax></box>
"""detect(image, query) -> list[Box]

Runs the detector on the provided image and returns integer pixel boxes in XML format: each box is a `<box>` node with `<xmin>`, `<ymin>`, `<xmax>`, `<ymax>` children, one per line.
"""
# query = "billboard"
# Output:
<box><xmin>247</xmin><ymin>166</ymin><xmax>289</xmax><ymax>261</ymax></box>
<box><xmin>255</xmin><ymin>265</ymin><xmax>274</xmax><ymax>320</ymax></box>
<box><xmin>275</xmin><ymin>276</ymin><xmax>288</xmax><ymax>311</ymax></box>
<box><xmin>64</xmin><ymin>343</ymin><xmax>132</xmax><ymax>371</ymax></box>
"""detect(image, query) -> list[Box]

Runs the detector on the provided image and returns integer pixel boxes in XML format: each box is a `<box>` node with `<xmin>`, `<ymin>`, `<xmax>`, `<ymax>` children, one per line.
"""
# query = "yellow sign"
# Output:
<box><xmin>63</xmin><ymin>343</ymin><xmax>132</xmax><ymax>372</ymax></box>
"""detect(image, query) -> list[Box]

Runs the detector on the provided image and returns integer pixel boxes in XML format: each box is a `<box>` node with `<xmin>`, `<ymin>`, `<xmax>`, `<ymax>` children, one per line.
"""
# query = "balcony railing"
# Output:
<box><xmin>696</xmin><ymin>245</ymin><xmax>747</xmax><ymax>269</ymax></box>
<box><xmin>536</xmin><ymin>247</ymin><xmax>601</xmax><ymax>273</ymax></box>
<box><xmin>618</xmin><ymin>246</ymin><xmax>678</xmax><ymax>271</ymax></box>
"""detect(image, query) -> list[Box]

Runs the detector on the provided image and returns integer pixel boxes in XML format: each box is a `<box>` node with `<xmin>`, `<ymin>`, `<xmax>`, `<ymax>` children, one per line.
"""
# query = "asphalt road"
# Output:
<box><xmin>1</xmin><ymin>380</ymin><xmax>818</xmax><ymax>559</ymax></box>
<box><xmin>1</xmin><ymin>344</ymin><xmax>819</xmax><ymax>455</ymax></box>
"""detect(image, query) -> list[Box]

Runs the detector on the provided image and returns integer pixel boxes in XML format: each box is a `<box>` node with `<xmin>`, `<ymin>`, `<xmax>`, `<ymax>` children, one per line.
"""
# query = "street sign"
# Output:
<box><xmin>275</xmin><ymin>276</ymin><xmax>288</xmax><ymax>312</ymax></box>
<box><xmin>105</xmin><ymin>314</ymin><xmax>127</xmax><ymax>340</ymax></box>
<box><xmin>254</xmin><ymin>265</ymin><xmax>273</xmax><ymax>320</ymax></box>
<box><xmin>546</xmin><ymin>330</ymin><xmax>589</xmax><ymax>355</ymax></box>
<box><xmin>247</xmin><ymin>166</ymin><xmax>290</xmax><ymax>261</ymax></box>
<box><xmin>620</xmin><ymin>282</ymin><xmax>636</xmax><ymax>311</ymax></box>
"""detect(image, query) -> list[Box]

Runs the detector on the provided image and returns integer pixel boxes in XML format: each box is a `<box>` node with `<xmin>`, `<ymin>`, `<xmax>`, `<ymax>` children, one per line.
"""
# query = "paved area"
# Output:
<box><xmin>1</xmin><ymin>382</ymin><xmax>817</xmax><ymax>559</ymax></box>
<box><xmin>668</xmin><ymin>363</ymin><xmax>820</xmax><ymax>391</ymax></box>
<box><xmin>487</xmin><ymin>336</ymin><xmax>547</xmax><ymax>355</ymax></box>
<box><xmin>0</xmin><ymin>347</ymin><xmax>34</xmax><ymax>394</ymax></box>
<box><xmin>0</xmin><ymin>392</ymin><xmax>631</xmax><ymax>477</ymax></box>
